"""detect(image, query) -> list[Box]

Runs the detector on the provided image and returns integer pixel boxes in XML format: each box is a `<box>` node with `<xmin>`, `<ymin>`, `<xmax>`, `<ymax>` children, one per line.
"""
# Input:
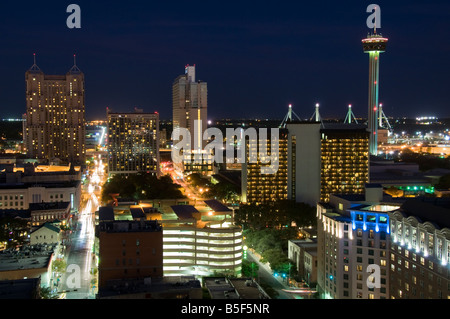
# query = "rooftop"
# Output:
<box><xmin>29</xmin><ymin>202</ymin><xmax>70</xmax><ymax>211</ymax></box>
<box><xmin>97</xmin><ymin>276</ymin><xmax>201</xmax><ymax>298</ymax></box>
<box><xmin>0</xmin><ymin>244</ymin><xmax>55</xmax><ymax>272</ymax></box>
<box><xmin>170</xmin><ymin>205</ymin><xmax>199</xmax><ymax>220</ymax></box>
<box><xmin>0</xmin><ymin>278</ymin><xmax>40</xmax><ymax>299</ymax></box>
<box><xmin>97</xmin><ymin>219</ymin><xmax>162</xmax><ymax>233</ymax></box>
<box><xmin>204</xmin><ymin>199</ymin><xmax>232</xmax><ymax>212</ymax></box>
<box><xmin>204</xmin><ymin>277</ymin><xmax>270</xmax><ymax>299</ymax></box>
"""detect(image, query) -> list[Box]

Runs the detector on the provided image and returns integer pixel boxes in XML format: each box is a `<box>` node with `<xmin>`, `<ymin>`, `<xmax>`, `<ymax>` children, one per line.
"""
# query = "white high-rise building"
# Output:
<box><xmin>172</xmin><ymin>65</ymin><xmax>207</xmax><ymax>150</ymax></box>
<box><xmin>172</xmin><ymin>65</ymin><xmax>212</xmax><ymax>175</ymax></box>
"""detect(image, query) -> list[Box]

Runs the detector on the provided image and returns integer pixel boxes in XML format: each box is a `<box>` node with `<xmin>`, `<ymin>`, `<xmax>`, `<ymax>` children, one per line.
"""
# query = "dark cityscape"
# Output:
<box><xmin>0</xmin><ymin>0</ymin><xmax>449</xmax><ymax>315</ymax></box>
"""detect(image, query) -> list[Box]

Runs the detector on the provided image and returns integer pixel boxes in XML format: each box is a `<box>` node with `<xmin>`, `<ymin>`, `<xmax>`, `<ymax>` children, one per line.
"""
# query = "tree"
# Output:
<box><xmin>39</xmin><ymin>287</ymin><xmax>58</xmax><ymax>299</ymax></box>
<box><xmin>186</xmin><ymin>173</ymin><xmax>209</xmax><ymax>188</ymax></box>
<box><xmin>101</xmin><ymin>173</ymin><xmax>185</xmax><ymax>203</ymax></box>
<box><xmin>260</xmin><ymin>248</ymin><xmax>295</xmax><ymax>277</ymax></box>
<box><xmin>236</xmin><ymin>200</ymin><xmax>316</xmax><ymax>231</ymax></box>
<box><xmin>241</xmin><ymin>259</ymin><xmax>259</xmax><ymax>278</ymax></box>
<box><xmin>205</xmin><ymin>181</ymin><xmax>239</xmax><ymax>203</ymax></box>
<box><xmin>52</xmin><ymin>259</ymin><xmax>67</xmax><ymax>273</ymax></box>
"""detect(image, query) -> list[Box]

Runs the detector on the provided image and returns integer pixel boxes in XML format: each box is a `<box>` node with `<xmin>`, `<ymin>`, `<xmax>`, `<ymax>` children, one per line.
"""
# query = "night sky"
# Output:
<box><xmin>0</xmin><ymin>0</ymin><xmax>449</xmax><ymax>121</ymax></box>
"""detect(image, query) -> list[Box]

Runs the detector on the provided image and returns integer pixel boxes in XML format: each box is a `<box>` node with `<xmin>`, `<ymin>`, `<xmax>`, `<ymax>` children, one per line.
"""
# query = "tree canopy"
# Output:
<box><xmin>235</xmin><ymin>200</ymin><xmax>316</xmax><ymax>230</ymax></box>
<box><xmin>101</xmin><ymin>173</ymin><xmax>185</xmax><ymax>203</ymax></box>
<box><xmin>399</xmin><ymin>149</ymin><xmax>450</xmax><ymax>171</ymax></box>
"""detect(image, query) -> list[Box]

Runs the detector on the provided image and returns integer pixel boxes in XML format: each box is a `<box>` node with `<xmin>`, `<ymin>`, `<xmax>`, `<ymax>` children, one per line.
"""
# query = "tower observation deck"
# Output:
<box><xmin>362</xmin><ymin>33</ymin><xmax>388</xmax><ymax>155</ymax></box>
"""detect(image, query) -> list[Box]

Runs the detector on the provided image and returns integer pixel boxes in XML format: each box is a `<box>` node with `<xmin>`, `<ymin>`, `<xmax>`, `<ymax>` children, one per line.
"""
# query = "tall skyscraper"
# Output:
<box><xmin>287</xmin><ymin>122</ymin><xmax>370</xmax><ymax>205</ymax></box>
<box><xmin>172</xmin><ymin>65</ymin><xmax>207</xmax><ymax>150</ymax></box>
<box><xmin>362</xmin><ymin>31</ymin><xmax>388</xmax><ymax>155</ymax></box>
<box><xmin>172</xmin><ymin>65</ymin><xmax>211</xmax><ymax>175</ymax></box>
<box><xmin>107</xmin><ymin>108</ymin><xmax>160</xmax><ymax>177</ymax></box>
<box><xmin>24</xmin><ymin>55</ymin><xmax>86</xmax><ymax>165</ymax></box>
<box><xmin>241</xmin><ymin>129</ymin><xmax>288</xmax><ymax>205</ymax></box>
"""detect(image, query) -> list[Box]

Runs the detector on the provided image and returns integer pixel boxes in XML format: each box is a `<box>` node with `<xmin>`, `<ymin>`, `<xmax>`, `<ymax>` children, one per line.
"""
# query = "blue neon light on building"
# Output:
<box><xmin>350</xmin><ymin>210</ymin><xmax>390</xmax><ymax>233</ymax></box>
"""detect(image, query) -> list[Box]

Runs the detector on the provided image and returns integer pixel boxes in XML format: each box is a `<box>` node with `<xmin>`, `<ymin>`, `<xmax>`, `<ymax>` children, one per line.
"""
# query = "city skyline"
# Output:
<box><xmin>0</xmin><ymin>1</ymin><xmax>449</xmax><ymax>121</ymax></box>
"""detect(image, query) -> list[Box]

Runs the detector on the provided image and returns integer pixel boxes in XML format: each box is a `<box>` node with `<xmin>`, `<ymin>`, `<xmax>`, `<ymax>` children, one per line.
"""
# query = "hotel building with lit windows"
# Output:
<box><xmin>106</xmin><ymin>108</ymin><xmax>160</xmax><ymax>177</ymax></box>
<box><xmin>389</xmin><ymin>198</ymin><xmax>450</xmax><ymax>299</ymax></box>
<box><xmin>241</xmin><ymin>128</ymin><xmax>288</xmax><ymax>205</ymax></box>
<box><xmin>287</xmin><ymin>122</ymin><xmax>369</xmax><ymax>206</ymax></box>
<box><xmin>317</xmin><ymin>185</ymin><xmax>401</xmax><ymax>299</ymax></box>
<box><xmin>24</xmin><ymin>57</ymin><xmax>86</xmax><ymax>165</ymax></box>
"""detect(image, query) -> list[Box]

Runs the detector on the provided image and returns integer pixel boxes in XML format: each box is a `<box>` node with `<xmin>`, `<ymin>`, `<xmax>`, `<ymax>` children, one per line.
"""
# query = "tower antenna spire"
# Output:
<box><xmin>28</xmin><ymin>52</ymin><xmax>41</xmax><ymax>73</ymax></box>
<box><xmin>73</xmin><ymin>54</ymin><xmax>76</xmax><ymax>66</ymax></box>
<box><xmin>310</xmin><ymin>103</ymin><xmax>324</xmax><ymax>127</ymax></box>
<box><xmin>344</xmin><ymin>104</ymin><xmax>358</xmax><ymax>124</ymax></box>
<box><xmin>280</xmin><ymin>104</ymin><xmax>301</xmax><ymax>128</ymax></box>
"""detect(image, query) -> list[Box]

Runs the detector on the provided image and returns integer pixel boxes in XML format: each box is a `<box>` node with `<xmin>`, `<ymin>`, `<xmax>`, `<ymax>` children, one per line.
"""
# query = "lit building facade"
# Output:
<box><xmin>107</xmin><ymin>108</ymin><xmax>160</xmax><ymax>177</ymax></box>
<box><xmin>287</xmin><ymin>122</ymin><xmax>369</xmax><ymax>206</ymax></box>
<box><xmin>24</xmin><ymin>57</ymin><xmax>86</xmax><ymax>165</ymax></box>
<box><xmin>172</xmin><ymin>65</ymin><xmax>211</xmax><ymax>176</ymax></box>
<box><xmin>389</xmin><ymin>198</ymin><xmax>450</xmax><ymax>299</ymax></box>
<box><xmin>241</xmin><ymin>128</ymin><xmax>288</xmax><ymax>205</ymax></box>
<box><xmin>172</xmin><ymin>65</ymin><xmax>207</xmax><ymax>150</ymax></box>
<box><xmin>163</xmin><ymin>202</ymin><xmax>243</xmax><ymax>277</ymax></box>
<box><xmin>0</xmin><ymin>165</ymin><xmax>81</xmax><ymax>214</ymax></box>
<box><xmin>317</xmin><ymin>186</ymin><xmax>399</xmax><ymax>299</ymax></box>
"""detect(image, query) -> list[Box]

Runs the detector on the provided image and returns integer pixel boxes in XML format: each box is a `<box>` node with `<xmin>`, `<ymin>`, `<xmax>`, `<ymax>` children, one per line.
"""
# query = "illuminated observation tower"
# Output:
<box><xmin>362</xmin><ymin>27</ymin><xmax>388</xmax><ymax>155</ymax></box>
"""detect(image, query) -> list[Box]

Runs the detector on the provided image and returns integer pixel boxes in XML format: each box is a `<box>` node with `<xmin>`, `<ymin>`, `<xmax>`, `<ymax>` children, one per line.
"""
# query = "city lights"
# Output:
<box><xmin>0</xmin><ymin>0</ymin><xmax>448</xmax><ymax>308</ymax></box>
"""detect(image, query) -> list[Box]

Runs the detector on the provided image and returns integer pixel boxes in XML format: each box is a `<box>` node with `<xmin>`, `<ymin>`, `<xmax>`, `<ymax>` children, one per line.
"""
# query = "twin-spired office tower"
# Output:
<box><xmin>24</xmin><ymin>56</ymin><xmax>86</xmax><ymax>165</ymax></box>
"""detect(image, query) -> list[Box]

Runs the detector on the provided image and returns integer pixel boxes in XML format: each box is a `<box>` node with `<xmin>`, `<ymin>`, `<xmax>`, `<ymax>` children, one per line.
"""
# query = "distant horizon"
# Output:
<box><xmin>2</xmin><ymin>114</ymin><xmax>450</xmax><ymax>122</ymax></box>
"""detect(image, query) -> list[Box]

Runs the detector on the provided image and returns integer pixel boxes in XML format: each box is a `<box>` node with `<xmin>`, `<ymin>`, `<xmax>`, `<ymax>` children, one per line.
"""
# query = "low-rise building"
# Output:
<box><xmin>0</xmin><ymin>244</ymin><xmax>55</xmax><ymax>288</ymax></box>
<box><xmin>0</xmin><ymin>164</ymin><xmax>81</xmax><ymax>213</ymax></box>
<box><xmin>96</xmin><ymin>219</ymin><xmax>163</xmax><ymax>288</ymax></box>
<box><xmin>29</xmin><ymin>201</ymin><xmax>71</xmax><ymax>228</ymax></box>
<box><xmin>30</xmin><ymin>223</ymin><xmax>61</xmax><ymax>245</ymax></box>
<box><xmin>96</xmin><ymin>276</ymin><xmax>202</xmax><ymax>299</ymax></box>
<box><xmin>0</xmin><ymin>277</ymin><xmax>41</xmax><ymax>299</ymax></box>
<box><xmin>204</xmin><ymin>276</ymin><xmax>270</xmax><ymax>299</ymax></box>
<box><xmin>288</xmin><ymin>239</ymin><xmax>318</xmax><ymax>287</ymax></box>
